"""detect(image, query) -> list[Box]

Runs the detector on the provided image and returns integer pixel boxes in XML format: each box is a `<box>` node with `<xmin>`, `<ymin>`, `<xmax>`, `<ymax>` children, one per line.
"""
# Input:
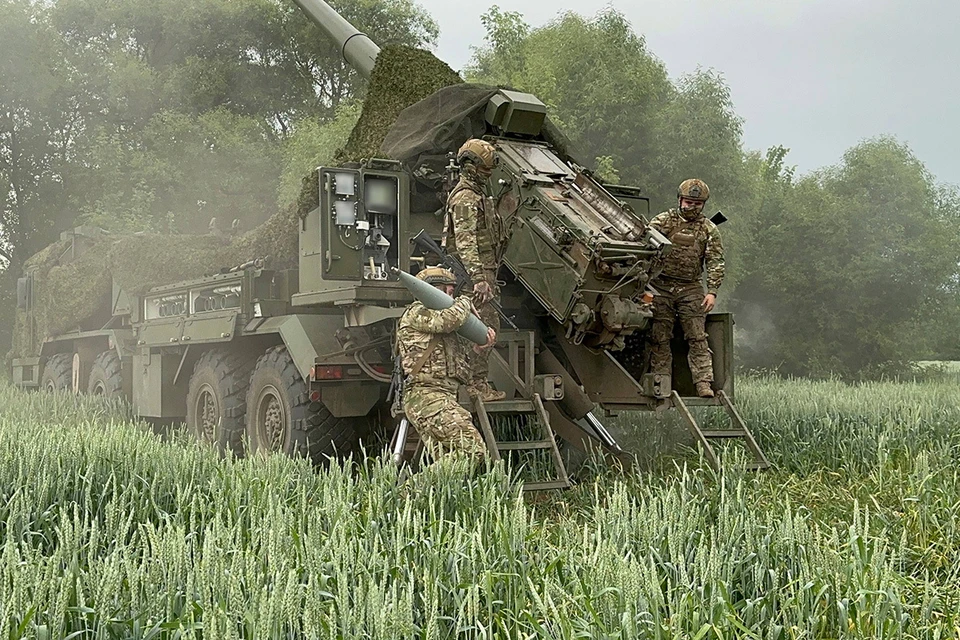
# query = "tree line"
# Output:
<box><xmin>2</xmin><ymin>0</ymin><xmax>957</xmax><ymax>376</ymax></box>
<box><xmin>469</xmin><ymin>7</ymin><xmax>960</xmax><ymax>376</ymax></box>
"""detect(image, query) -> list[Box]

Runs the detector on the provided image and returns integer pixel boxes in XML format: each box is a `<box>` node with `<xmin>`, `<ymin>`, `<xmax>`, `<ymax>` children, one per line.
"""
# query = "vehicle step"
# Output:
<box><xmin>701</xmin><ymin>430</ymin><xmax>746</xmax><ymax>438</ymax></box>
<box><xmin>522</xmin><ymin>479</ymin><xmax>571</xmax><ymax>491</ymax></box>
<box><xmin>481</xmin><ymin>400</ymin><xmax>535</xmax><ymax>413</ymax></box>
<box><xmin>496</xmin><ymin>440</ymin><xmax>553</xmax><ymax>451</ymax></box>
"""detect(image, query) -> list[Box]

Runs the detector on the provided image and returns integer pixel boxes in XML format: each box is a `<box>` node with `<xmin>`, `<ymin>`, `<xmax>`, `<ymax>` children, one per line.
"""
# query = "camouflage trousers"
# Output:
<box><xmin>403</xmin><ymin>382</ymin><xmax>487</xmax><ymax>462</ymax></box>
<box><xmin>467</xmin><ymin>276</ymin><xmax>501</xmax><ymax>393</ymax></box>
<box><xmin>649</xmin><ymin>282</ymin><xmax>714</xmax><ymax>384</ymax></box>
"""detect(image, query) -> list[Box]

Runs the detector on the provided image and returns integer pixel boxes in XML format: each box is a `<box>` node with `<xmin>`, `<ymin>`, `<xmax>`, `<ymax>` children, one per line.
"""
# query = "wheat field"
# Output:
<box><xmin>0</xmin><ymin>374</ymin><xmax>958</xmax><ymax>638</ymax></box>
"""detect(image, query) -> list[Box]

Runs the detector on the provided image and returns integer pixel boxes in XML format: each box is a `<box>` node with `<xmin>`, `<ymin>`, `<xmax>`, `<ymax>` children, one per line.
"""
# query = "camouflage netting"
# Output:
<box><xmin>105</xmin><ymin>234</ymin><xmax>233</xmax><ymax>295</ymax></box>
<box><xmin>297</xmin><ymin>45</ymin><xmax>464</xmax><ymax>221</ymax></box>
<box><xmin>14</xmin><ymin>233</ymin><xmax>237</xmax><ymax>358</ymax></box>
<box><xmin>14</xmin><ymin>45</ymin><xmax>468</xmax><ymax>359</ymax></box>
<box><xmin>337</xmin><ymin>45</ymin><xmax>462</xmax><ymax>164</ymax></box>
<box><xmin>381</xmin><ymin>83</ymin><xmax>578</xmax><ymax>192</ymax></box>
<box><xmin>230</xmin><ymin>204</ymin><xmax>301</xmax><ymax>270</ymax></box>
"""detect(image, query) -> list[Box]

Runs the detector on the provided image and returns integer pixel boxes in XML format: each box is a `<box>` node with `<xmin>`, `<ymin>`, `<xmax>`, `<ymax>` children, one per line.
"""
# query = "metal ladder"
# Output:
<box><xmin>671</xmin><ymin>390</ymin><xmax>770</xmax><ymax>471</ymax></box>
<box><xmin>389</xmin><ymin>397</ymin><xmax>571</xmax><ymax>490</ymax></box>
<box><xmin>473</xmin><ymin>394</ymin><xmax>571</xmax><ymax>491</ymax></box>
<box><xmin>390</xmin><ymin>330</ymin><xmax>572</xmax><ymax>490</ymax></box>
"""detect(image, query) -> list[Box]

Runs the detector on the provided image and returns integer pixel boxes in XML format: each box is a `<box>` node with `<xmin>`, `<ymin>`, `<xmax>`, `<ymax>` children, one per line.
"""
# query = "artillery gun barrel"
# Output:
<box><xmin>291</xmin><ymin>0</ymin><xmax>380</xmax><ymax>78</ymax></box>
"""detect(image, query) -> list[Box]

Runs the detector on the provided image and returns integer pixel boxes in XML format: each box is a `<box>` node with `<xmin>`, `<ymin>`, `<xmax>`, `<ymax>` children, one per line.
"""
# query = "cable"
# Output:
<box><xmin>355</xmin><ymin>347</ymin><xmax>392</xmax><ymax>383</ymax></box>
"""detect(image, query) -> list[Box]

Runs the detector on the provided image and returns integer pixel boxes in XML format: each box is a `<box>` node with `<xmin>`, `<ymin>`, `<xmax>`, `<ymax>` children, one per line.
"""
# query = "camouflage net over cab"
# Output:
<box><xmin>230</xmin><ymin>204</ymin><xmax>301</xmax><ymax>270</ymax></box>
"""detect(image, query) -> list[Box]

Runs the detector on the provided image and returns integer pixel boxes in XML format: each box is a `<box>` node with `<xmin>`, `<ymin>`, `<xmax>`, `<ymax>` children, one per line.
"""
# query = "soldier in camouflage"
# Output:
<box><xmin>648</xmin><ymin>179</ymin><xmax>725</xmax><ymax>398</ymax></box>
<box><xmin>444</xmin><ymin>138</ymin><xmax>506</xmax><ymax>402</ymax></box>
<box><xmin>397</xmin><ymin>267</ymin><xmax>496</xmax><ymax>461</ymax></box>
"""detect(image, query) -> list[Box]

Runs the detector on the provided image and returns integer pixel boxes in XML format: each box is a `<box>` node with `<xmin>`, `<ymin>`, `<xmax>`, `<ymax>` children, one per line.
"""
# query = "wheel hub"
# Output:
<box><xmin>256</xmin><ymin>386</ymin><xmax>287</xmax><ymax>452</ymax></box>
<box><xmin>195</xmin><ymin>384</ymin><xmax>220</xmax><ymax>441</ymax></box>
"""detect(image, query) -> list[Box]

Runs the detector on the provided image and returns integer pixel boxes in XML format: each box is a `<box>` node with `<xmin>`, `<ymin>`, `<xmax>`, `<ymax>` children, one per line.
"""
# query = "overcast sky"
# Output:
<box><xmin>416</xmin><ymin>0</ymin><xmax>959</xmax><ymax>186</ymax></box>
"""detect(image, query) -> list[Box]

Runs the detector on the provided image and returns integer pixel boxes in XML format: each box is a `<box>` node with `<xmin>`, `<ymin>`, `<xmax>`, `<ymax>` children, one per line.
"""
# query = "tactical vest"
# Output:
<box><xmin>444</xmin><ymin>180</ymin><xmax>501</xmax><ymax>271</ymax></box>
<box><xmin>397</xmin><ymin>307</ymin><xmax>470</xmax><ymax>391</ymax></box>
<box><xmin>657</xmin><ymin>211</ymin><xmax>711</xmax><ymax>283</ymax></box>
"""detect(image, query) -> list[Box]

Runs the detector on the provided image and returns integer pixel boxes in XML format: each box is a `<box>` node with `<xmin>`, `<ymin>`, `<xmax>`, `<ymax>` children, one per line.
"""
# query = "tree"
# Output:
<box><xmin>278</xmin><ymin>102</ymin><xmax>360</xmax><ymax>209</ymax></box>
<box><xmin>733</xmin><ymin>138</ymin><xmax>960</xmax><ymax>376</ymax></box>
<box><xmin>77</xmin><ymin>109</ymin><xmax>283</xmax><ymax>234</ymax></box>
<box><xmin>0</xmin><ymin>0</ymin><xmax>437</xmax><ymax>355</ymax></box>
<box><xmin>51</xmin><ymin>0</ymin><xmax>438</xmax><ymax>131</ymax></box>
<box><xmin>0</xmin><ymin>0</ymin><xmax>93</xmax><ymax>266</ymax></box>
<box><xmin>48</xmin><ymin>0</ymin><xmax>438</xmax><ymax>234</ymax></box>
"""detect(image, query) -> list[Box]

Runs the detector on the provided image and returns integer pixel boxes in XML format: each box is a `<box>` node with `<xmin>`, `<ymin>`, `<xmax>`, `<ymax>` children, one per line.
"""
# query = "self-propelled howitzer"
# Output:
<box><xmin>287</xmin><ymin>0</ymin><xmax>764</xmax><ymax>471</ymax></box>
<box><xmin>10</xmin><ymin>0</ymin><xmax>767</xmax><ymax>477</ymax></box>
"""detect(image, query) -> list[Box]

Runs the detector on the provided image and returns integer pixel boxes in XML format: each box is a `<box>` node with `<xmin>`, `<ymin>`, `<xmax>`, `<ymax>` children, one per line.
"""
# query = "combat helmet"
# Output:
<box><xmin>416</xmin><ymin>266</ymin><xmax>457</xmax><ymax>287</ymax></box>
<box><xmin>677</xmin><ymin>178</ymin><xmax>710</xmax><ymax>202</ymax></box>
<box><xmin>457</xmin><ymin>139</ymin><xmax>497</xmax><ymax>173</ymax></box>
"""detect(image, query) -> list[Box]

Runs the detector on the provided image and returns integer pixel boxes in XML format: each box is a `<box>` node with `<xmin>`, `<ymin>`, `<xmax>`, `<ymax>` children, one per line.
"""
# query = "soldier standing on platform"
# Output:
<box><xmin>648</xmin><ymin>179</ymin><xmax>725</xmax><ymax>398</ymax></box>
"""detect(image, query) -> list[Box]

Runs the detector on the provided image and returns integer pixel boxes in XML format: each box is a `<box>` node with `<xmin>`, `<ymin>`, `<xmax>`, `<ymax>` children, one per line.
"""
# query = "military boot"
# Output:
<box><xmin>695</xmin><ymin>381</ymin><xmax>715</xmax><ymax>398</ymax></box>
<box><xmin>469</xmin><ymin>380</ymin><xmax>506</xmax><ymax>402</ymax></box>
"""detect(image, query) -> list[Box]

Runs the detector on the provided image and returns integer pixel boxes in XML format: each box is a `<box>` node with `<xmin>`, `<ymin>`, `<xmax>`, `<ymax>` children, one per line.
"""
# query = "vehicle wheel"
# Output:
<box><xmin>186</xmin><ymin>349</ymin><xmax>255</xmax><ymax>456</ymax></box>
<box><xmin>246</xmin><ymin>346</ymin><xmax>364</xmax><ymax>463</ymax></box>
<box><xmin>87</xmin><ymin>350</ymin><xmax>124</xmax><ymax>398</ymax></box>
<box><xmin>40</xmin><ymin>353</ymin><xmax>72</xmax><ymax>393</ymax></box>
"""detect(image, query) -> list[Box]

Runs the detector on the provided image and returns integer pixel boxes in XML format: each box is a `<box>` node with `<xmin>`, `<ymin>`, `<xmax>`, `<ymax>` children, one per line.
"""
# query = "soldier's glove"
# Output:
<box><xmin>473</xmin><ymin>281</ymin><xmax>494</xmax><ymax>305</ymax></box>
<box><xmin>473</xmin><ymin>327</ymin><xmax>497</xmax><ymax>354</ymax></box>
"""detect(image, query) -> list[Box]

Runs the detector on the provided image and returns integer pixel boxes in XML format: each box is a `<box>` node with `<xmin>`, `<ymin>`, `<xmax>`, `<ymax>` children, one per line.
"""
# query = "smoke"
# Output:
<box><xmin>730</xmin><ymin>298</ymin><xmax>781</xmax><ymax>372</ymax></box>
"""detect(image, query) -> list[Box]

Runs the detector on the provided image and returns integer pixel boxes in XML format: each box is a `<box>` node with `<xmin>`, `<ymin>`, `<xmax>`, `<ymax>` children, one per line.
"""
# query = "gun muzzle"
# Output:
<box><xmin>393</xmin><ymin>269</ymin><xmax>490</xmax><ymax>345</ymax></box>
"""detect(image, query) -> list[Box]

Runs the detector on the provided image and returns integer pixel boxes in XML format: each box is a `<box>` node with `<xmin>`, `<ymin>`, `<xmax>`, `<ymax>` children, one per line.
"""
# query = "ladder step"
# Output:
<box><xmin>481</xmin><ymin>400</ymin><xmax>535</xmax><ymax>413</ymax></box>
<box><xmin>701</xmin><ymin>430</ymin><xmax>746</xmax><ymax>439</ymax></box>
<box><xmin>676</xmin><ymin>396</ymin><xmax>723</xmax><ymax>407</ymax></box>
<box><xmin>746</xmin><ymin>461</ymin><xmax>771</xmax><ymax>471</ymax></box>
<box><xmin>497</xmin><ymin>440</ymin><xmax>553</xmax><ymax>451</ymax></box>
<box><xmin>522</xmin><ymin>479</ymin><xmax>571</xmax><ymax>491</ymax></box>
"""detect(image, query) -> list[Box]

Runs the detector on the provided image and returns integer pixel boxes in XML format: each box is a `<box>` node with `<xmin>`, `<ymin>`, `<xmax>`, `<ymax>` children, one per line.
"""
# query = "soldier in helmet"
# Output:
<box><xmin>397</xmin><ymin>266</ymin><xmax>496</xmax><ymax>461</ymax></box>
<box><xmin>647</xmin><ymin>179</ymin><xmax>725</xmax><ymax>398</ymax></box>
<box><xmin>445</xmin><ymin>138</ymin><xmax>506</xmax><ymax>402</ymax></box>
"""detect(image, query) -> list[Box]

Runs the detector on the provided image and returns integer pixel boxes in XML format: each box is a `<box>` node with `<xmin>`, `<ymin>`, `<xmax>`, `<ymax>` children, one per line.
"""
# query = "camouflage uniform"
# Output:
<box><xmin>648</xmin><ymin>208</ymin><xmax>725</xmax><ymax>386</ymax></box>
<box><xmin>446</xmin><ymin>163</ymin><xmax>503</xmax><ymax>398</ymax></box>
<box><xmin>397</xmin><ymin>295</ymin><xmax>487</xmax><ymax>461</ymax></box>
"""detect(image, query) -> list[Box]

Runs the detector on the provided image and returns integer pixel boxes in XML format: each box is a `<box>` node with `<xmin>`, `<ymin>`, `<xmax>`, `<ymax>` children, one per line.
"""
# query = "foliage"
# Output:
<box><xmin>77</xmin><ymin>109</ymin><xmax>283</xmax><ymax>234</ymax></box>
<box><xmin>1</xmin><ymin>376</ymin><xmax>959</xmax><ymax>636</ymax></box>
<box><xmin>468</xmin><ymin>7</ymin><xmax>960</xmax><ymax>376</ymax></box>
<box><xmin>278</xmin><ymin>102</ymin><xmax>360</xmax><ymax>208</ymax></box>
<box><xmin>0</xmin><ymin>0</ymin><xmax>437</xmax><ymax>355</ymax></box>
<box><xmin>0</xmin><ymin>0</ymin><xmax>90</xmax><ymax>264</ymax></box>
<box><xmin>50</xmin><ymin>0</ymin><xmax>438</xmax><ymax>128</ymax></box>
<box><xmin>734</xmin><ymin>138</ymin><xmax>960</xmax><ymax>376</ymax></box>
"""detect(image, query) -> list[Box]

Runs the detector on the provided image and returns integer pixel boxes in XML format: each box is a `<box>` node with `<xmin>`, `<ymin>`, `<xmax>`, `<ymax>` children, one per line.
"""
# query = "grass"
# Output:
<box><xmin>0</xmin><ymin>375</ymin><xmax>958</xmax><ymax>638</ymax></box>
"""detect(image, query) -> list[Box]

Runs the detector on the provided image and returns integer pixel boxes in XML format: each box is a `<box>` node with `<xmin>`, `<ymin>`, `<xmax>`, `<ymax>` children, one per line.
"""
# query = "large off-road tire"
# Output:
<box><xmin>186</xmin><ymin>349</ymin><xmax>255</xmax><ymax>456</ymax></box>
<box><xmin>87</xmin><ymin>350</ymin><xmax>124</xmax><ymax>398</ymax></box>
<box><xmin>40</xmin><ymin>353</ymin><xmax>72</xmax><ymax>393</ymax></box>
<box><xmin>245</xmin><ymin>346</ymin><xmax>364</xmax><ymax>464</ymax></box>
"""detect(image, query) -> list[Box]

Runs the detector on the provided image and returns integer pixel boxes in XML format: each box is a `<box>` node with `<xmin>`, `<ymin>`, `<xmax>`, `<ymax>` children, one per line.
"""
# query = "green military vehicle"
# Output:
<box><xmin>11</xmin><ymin>0</ymin><xmax>767</xmax><ymax>480</ymax></box>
